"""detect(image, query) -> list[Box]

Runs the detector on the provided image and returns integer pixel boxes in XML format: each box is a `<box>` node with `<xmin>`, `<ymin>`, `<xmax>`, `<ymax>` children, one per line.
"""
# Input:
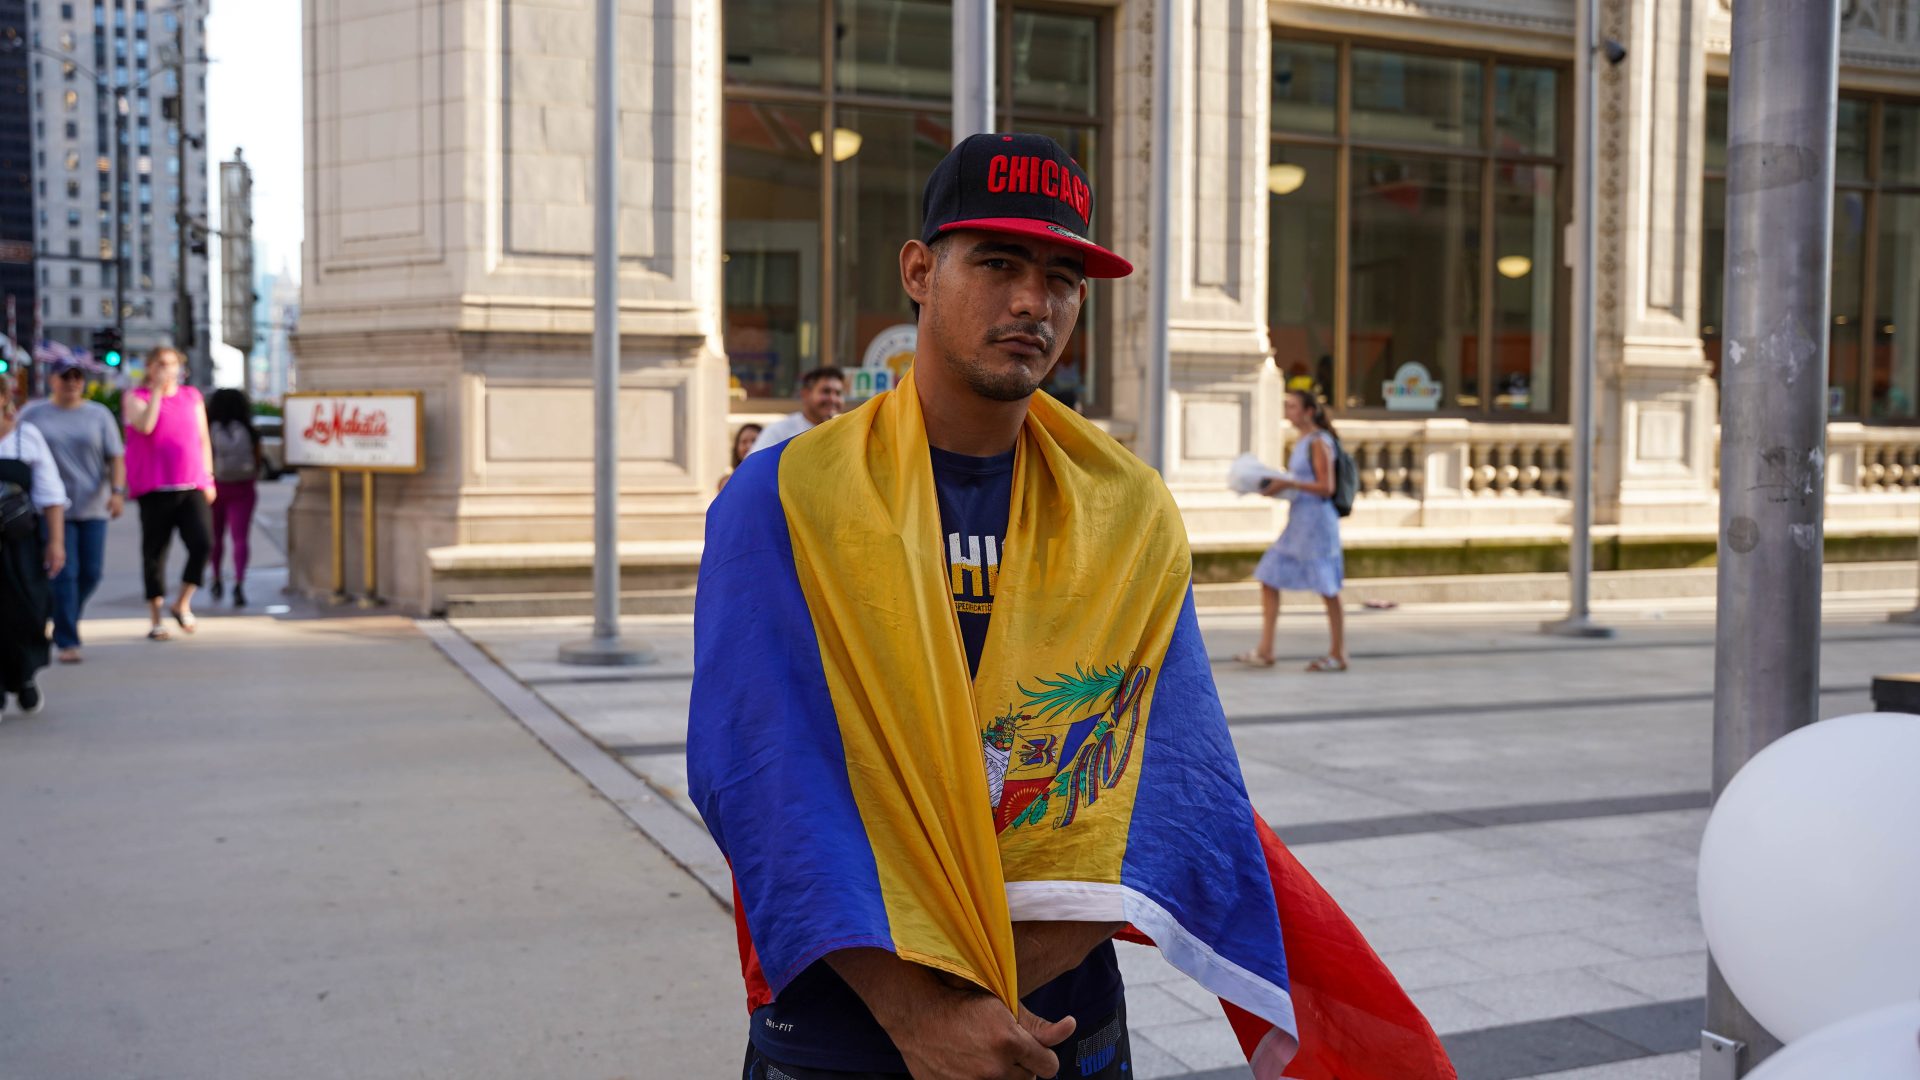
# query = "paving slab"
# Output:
<box><xmin>0</xmin><ymin>504</ymin><xmax>741</xmax><ymax>1080</ymax></box>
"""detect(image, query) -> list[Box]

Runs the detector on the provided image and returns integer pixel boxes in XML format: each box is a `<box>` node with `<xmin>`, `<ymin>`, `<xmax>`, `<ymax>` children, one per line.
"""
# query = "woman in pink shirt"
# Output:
<box><xmin>123</xmin><ymin>348</ymin><xmax>215</xmax><ymax>639</ymax></box>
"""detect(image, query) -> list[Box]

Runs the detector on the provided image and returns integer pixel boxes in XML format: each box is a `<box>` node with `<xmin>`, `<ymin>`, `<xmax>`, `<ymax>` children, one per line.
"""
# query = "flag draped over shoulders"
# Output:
<box><xmin>688</xmin><ymin>372</ymin><xmax>1454</xmax><ymax>1080</ymax></box>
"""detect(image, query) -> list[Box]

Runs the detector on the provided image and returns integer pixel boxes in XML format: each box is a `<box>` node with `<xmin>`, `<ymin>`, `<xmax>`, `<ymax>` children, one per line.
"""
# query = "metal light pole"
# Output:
<box><xmin>1542</xmin><ymin>0</ymin><xmax>1613</xmax><ymax>640</ymax></box>
<box><xmin>1702</xmin><ymin>3</ymin><xmax>1840</xmax><ymax>1077</ymax></box>
<box><xmin>1891</xmin><ymin>530</ymin><xmax>1920</xmax><ymax>624</ymax></box>
<box><xmin>1142</xmin><ymin>0</ymin><xmax>1178</xmax><ymax>474</ymax></box>
<box><xmin>952</xmin><ymin>0</ymin><xmax>993</xmax><ymax>140</ymax></box>
<box><xmin>560</xmin><ymin>0</ymin><xmax>647</xmax><ymax>667</ymax></box>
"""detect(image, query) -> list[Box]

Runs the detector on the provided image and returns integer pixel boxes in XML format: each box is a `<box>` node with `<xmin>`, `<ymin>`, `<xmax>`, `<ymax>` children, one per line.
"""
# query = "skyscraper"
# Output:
<box><xmin>26</xmin><ymin>0</ymin><xmax>210</xmax><ymax>381</ymax></box>
<box><xmin>0</xmin><ymin>0</ymin><xmax>35</xmax><ymax>355</ymax></box>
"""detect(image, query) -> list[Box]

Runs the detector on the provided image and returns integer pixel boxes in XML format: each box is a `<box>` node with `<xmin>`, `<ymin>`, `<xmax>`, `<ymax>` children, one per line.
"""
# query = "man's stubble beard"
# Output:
<box><xmin>944</xmin><ymin>347</ymin><xmax>1049</xmax><ymax>403</ymax></box>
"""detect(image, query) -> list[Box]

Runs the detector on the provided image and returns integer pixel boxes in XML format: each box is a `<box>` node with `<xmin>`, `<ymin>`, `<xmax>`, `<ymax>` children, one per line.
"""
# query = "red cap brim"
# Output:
<box><xmin>937</xmin><ymin>217</ymin><xmax>1134</xmax><ymax>279</ymax></box>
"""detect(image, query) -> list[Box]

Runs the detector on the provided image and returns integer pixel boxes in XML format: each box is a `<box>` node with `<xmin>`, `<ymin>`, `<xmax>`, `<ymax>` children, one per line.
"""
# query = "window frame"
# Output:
<box><xmin>1704</xmin><ymin>82</ymin><xmax>1920</xmax><ymax>425</ymax></box>
<box><xmin>721</xmin><ymin>0</ymin><xmax>1115</xmax><ymax>416</ymax></box>
<box><xmin>1270</xmin><ymin>30</ymin><xmax>1573</xmax><ymax>422</ymax></box>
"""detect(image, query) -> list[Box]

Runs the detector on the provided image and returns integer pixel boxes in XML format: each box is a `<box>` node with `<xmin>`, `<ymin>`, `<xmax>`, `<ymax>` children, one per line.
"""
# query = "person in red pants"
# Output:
<box><xmin>206</xmin><ymin>389</ymin><xmax>262</xmax><ymax>608</ymax></box>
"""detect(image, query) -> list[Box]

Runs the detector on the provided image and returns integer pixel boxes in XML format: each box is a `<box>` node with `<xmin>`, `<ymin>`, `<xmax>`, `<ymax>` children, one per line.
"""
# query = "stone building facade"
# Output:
<box><xmin>294</xmin><ymin>0</ymin><xmax>1920</xmax><ymax>613</ymax></box>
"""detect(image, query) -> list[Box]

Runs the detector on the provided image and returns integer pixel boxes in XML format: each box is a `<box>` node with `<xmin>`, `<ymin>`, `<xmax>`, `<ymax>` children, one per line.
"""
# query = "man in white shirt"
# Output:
<box><xmin>747</xmin><ymin>366</ymin><xmax>846</xmax><ymax>455</ymax></box>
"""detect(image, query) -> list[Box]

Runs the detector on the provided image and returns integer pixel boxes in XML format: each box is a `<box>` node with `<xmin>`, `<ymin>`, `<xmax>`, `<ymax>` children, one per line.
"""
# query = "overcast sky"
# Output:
<box><xmin>204</xmin><ymin>0</ymin><xmax>302</xmax><ymax>382</ymax></box>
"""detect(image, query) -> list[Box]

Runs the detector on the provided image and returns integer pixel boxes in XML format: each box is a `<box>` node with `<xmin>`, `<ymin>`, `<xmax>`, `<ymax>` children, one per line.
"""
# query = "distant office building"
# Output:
<box><xmin>0</xmin><ymin>0</ymin><xmax>35</xmax><ymax>350</ymax></box>
<box><xmin>247</xmin><ymin>260</ymin><xmax>296</xmax><ymax>402</ymax></box>
<box><xmin>26</xmin><ymin>0</ymin><xmax>210</xmax><ymax>377</ymax></box>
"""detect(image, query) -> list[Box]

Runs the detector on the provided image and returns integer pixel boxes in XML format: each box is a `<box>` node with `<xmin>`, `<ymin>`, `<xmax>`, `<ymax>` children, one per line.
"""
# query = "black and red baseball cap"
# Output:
<box><xmin>921</xmin><ymin>132</ymin><xmax>1134</xmax><ymax>279</ymax></box>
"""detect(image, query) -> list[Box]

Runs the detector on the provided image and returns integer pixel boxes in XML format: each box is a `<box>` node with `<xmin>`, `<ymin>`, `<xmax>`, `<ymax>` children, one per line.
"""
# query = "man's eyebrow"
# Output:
<box><xmin>968</xmin><ymin>240</ymin><xmax>1086</xmax><ymax>276</ymax></box>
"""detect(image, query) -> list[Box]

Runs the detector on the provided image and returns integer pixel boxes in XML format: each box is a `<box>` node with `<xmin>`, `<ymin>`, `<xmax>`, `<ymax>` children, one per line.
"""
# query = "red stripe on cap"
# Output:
<box><xmin>936</xmin><ymin>217</ymin><xmax>1134</xmax><ymax>279</ymax></box>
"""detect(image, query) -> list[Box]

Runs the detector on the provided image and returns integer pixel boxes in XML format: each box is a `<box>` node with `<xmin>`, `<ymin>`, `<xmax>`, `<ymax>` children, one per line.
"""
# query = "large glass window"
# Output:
<box><xmin>1705</xmin><ymin>90</ymin><xmax>1920</xmax><ymax>421</ymax></box>
<box><xmin>1270</xmin><ymin>38</ymin><xmax>1567</xmax><ymax>416</ymax></box>
<box><xmin>723</xmin><ymin>0</ymin><xmax>1107</xmax><ymax>410</ymax></box>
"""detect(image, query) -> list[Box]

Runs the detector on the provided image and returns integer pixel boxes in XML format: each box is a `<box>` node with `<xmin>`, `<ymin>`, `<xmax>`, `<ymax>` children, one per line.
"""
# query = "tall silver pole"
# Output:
<box><xmin>1701</xmin><ymin>2</ymin><xmax>1839</xmax><ymax>1075</ymax></box>
<box><xmin>561</xmin><ymin>0</ymin><xmax>647</xmax><ymax>667</ymax></box>
<box><xmin>952</xmin><ymin>0</ymin><xmax>994</xmax><ymax>140</ymax></box>
<box><xmin>1891</xmin><ymin>527</ymin><xmax>1920</xmax><ymax>624</ymax></box>
<box><xmin>1543</xmin><ymin>0</ymin><xmax>1613</xmax><ymax>640</ymax></box>
<box><xmin>1143</xmin><ymin>0</ymin><xmax>1177</xmax><ymax>474</ymax></box>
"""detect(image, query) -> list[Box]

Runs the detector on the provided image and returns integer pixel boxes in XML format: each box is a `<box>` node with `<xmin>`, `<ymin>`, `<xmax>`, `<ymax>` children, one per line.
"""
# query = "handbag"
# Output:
<box><xmin>0</xmin><ymin>429</ymin><xmax>40</xmax><ymax>541</ymax></box>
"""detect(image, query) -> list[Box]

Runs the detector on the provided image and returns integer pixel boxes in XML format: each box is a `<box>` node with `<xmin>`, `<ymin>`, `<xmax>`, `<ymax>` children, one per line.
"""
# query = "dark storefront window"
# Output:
<box><xmin>723</xmin><ymin>0</ymin><xmax>1106</xmax><ymax>410</ymax></box>
<box><xmin>1705</xmin><ymin>89</ymin><xmax>1920</xmax><ymax>421</ymax></box>
<box><xmin>1270</xmin><ymin>35</ymin><xmax>1568</xmax><ymax>417</ymax></box>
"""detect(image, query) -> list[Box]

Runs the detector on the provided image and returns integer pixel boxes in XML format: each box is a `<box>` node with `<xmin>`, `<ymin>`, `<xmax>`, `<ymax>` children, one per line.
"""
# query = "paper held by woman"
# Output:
<box><xmin>1227</xmin><ymin>453</ymin><xmax>1290</xmax><ymax>495</ymax></box>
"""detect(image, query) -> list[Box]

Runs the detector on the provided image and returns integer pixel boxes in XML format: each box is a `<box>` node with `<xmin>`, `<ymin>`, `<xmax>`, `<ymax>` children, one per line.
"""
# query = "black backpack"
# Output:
<box><xmin>1329</xmin><ymin>437</ymin><xmax>1357</xmax><ymax>518</ymax></box>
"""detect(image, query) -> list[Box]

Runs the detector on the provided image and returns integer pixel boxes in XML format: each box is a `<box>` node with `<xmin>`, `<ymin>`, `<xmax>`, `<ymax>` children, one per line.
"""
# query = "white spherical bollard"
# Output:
<box><xmin>1697</xmin><ymin>712</ymin><xmax>1920</xmax><ymax>1043</ymax></box>
<box><xmin>1743</xmin><ymin>1000</ymin><xmax>1920</xmax><ymax>1080</ymax></box>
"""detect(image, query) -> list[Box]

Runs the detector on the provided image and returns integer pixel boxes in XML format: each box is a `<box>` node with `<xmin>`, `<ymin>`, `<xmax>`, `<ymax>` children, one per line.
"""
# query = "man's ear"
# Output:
<box><xmin>901</xmin><ymin>240</ymin><xmax>936</xmax><ymax>310</ymax></box>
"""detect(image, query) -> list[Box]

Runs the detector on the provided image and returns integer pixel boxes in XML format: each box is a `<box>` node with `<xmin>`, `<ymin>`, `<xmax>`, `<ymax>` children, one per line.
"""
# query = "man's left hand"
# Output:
<box><xmin>108</xmin><ymin>493</ymin><xmax>125</xmax><ymax>520</ymax></box>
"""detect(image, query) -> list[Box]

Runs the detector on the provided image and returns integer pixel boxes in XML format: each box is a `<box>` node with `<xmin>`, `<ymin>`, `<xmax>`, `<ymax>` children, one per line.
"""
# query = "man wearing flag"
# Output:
<box><xmin>690</xmin><ymin>133</ymin><xmax>1454</xmax><ymax>1080</ymax></box>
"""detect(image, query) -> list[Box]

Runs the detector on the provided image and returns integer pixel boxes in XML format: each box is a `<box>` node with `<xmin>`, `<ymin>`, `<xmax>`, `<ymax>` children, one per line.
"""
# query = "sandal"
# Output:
<box><xmin>57</xmin><ymin>648</ymin><xmax>83</xmax><ymax>664</ymax></box>
<box><xmin>146</xmin><ymin>626</ymin><xmax>173</xmax><ymax>641</ymax></box>
<box><xmin>1234</xmin><ymin>650</ymin><xmax>1276</xmax><ymax>668</ymax></box>
<box><xmin>1306</xmin><ymin>656</ymin><xmax>1349</xmax><ymax>673</ymax></box>
<box><xmin>168</xmin><ymin>606</ymin><xmax>198</xmax><ymax>635</ymax></box>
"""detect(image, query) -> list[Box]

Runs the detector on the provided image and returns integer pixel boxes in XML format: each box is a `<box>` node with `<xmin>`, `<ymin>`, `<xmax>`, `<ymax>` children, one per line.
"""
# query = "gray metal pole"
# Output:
<box><xmin>952</xmin><ymin>0</ymin><xmax>994</xmax><ymax>140</ymax></box>
<box><xmin>560</xmin><ymin>0</ymin><xmax>647</xmax><ymax>667</ymax></box>
<box><xmin>1702</xmin><ymin>2</ymin><xmax>1839</xmax><ymax>1075</ymax></box>
<box><xmin>1891</xmin><ymin>527</ymin><xmax>1920</xmax><ymax>624</ymax></box>
<box><xmin>1143</xmin><ymin>0</ymin><xmax>1177</xmax><ymax>474</ymax></box>
<box><xmin>1542</xmin><ymin>0</ymin><xmax>1612</xmax><ymax>640</ymax></box>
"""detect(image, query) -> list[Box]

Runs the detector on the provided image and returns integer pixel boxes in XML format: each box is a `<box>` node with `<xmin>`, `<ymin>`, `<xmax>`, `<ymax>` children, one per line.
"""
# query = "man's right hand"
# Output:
<box><xmin>890</xmin><ymin>986</ymin><xmax>1073</xmax><ymax>1080</ymax></box>
<box><xmin>827</xmin><ymin>948</ymin><xmax>1074</xmax><ymax>1080</ymax></box>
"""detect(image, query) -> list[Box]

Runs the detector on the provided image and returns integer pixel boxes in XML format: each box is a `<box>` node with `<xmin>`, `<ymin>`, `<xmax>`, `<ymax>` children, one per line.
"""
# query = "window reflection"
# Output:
<box><xmin>724</xmin><ymin>102</ymin><xmax>822</xmax><ymax>399</ymax></box>
<box><xmin>1352</xmin><ymin>49</ymin><xmax>1481</xmax><ymax>149</ymax></box>
<box><xmin>1011</xmin><ymin>10</ymin><xmax>1097</xmax><ymax>116</ymax></box>
<box><xmin>835</xmin><ymin>0</ymin><xmax>951</xmax><ymax>101</ymax></box>
<box><xmin>1491</xmin><ymin>163</ymin><xmax>1559</xmax><ymax>413</ymax></box>
<box><xmin>1271</xmin><ymin>41</ymin><xmax>1337</xmax><ymax>136</ymax></box>
<box><xmin>1268</xmin><ymin>144</ymin><xmax>1336</xmax><ymax>395</ymax></box>
<box><xmin>1494</xmin><ymin>65</ymin><xmax>1556</xmax><ymax>158</ymax></box>
<box><xmin>834</xmin><ymin>108</ymin><xmax>955</xmax><ymax>371</ymax></box>
<box><xmin>1873</xmin><ymin>194</ymin><xmax>1920</xmax><ymax>419</ymax></box>
<box><xmin>724</xmin><ymin>0</ymin><xmax>822</xmax><ymax>87</ymax></box>
<box><xmin>1349</xmin><ymin>154</ymin><xmax>1482</xmax><ymax>410</ymax></box>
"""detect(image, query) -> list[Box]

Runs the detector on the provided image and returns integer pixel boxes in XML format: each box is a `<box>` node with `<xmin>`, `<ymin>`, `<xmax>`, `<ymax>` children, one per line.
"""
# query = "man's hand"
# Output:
<box><xmin>827</xmin><ymin>947</ymin><xmax>1069</xmax><ymax>1079</ymax></box>
<box><xmin>108</xmin><ymin>492</ymin><xmax>125</xmax><ymax>520</ymax></box>
<box><xmin>44</xmin><ymin>537</ymin><xmax>66</xmax><ymax>579</ymax></box>
<box><xmin>894</xmin><ymin>986</ymin><xmax>1073</xmax><ymax>1080</ymax></box>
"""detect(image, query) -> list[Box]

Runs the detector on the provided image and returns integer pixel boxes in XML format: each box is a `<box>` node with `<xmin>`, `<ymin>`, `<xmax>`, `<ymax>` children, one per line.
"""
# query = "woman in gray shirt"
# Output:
<box><xmin>19</xmin><ymin>358</ymin><xmax>125</xmax><ymax>664</ymax></box>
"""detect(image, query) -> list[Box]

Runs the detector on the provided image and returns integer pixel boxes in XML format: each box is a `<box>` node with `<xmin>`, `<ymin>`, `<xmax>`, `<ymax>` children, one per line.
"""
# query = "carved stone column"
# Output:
<box><xmin>1120</xmin><ymin>0</ymin><xmax>1284</xmax><ymax>538</ymax></box>
<box><xmin>1591</xmin><ymin>0</ymin><xmax>1720</xmax><ymax>529</ymax></box>
<box><xmin>293</xmin><ymin>0</ymin><xmax>728</xmax><ymax>612</ymax></box>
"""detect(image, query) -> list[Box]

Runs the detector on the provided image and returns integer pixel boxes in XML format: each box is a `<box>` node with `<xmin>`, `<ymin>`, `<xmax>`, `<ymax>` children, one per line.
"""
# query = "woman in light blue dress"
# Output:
<box><xmin>1238</xmin><ymin>389</ymin><xmax>1347</xmax><ymax>671</ymax></box>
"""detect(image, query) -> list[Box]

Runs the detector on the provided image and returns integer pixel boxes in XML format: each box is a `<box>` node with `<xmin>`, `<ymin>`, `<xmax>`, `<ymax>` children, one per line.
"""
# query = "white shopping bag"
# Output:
<box><xmin>1226</xmin><ymin>453</ymin><xmax>1288</xmax><ymax>495</ymax></box>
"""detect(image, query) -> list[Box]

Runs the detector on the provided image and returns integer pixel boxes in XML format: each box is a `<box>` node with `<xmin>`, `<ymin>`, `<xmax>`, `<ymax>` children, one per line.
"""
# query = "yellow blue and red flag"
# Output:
<box><xmin>689</xmin><ymin>373</ymin><xmax>1453</xmax><ymax>1079</ymax></box>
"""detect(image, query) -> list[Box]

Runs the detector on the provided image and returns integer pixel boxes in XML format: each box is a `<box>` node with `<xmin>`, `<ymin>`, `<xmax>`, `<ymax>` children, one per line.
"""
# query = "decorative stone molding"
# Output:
<box><xmin>1274</xmin><ymin>0</ymin><xmax>1573</xmax><ymax>37</ymax></box>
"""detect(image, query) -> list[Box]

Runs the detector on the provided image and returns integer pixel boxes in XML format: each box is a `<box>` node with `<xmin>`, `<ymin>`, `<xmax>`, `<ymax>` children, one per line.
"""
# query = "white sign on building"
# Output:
<box><xmin>284</xmin><ymin>392</ymin><xmax>425</xmax><ymax>473</ymax></box>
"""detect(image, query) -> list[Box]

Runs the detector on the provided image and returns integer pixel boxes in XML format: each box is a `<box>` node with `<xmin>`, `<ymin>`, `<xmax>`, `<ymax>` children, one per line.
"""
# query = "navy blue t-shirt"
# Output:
<box><xmin>747</xmin><ymin>445</ymin><xmax>1123</xmax><ymax>1073</ymax></box>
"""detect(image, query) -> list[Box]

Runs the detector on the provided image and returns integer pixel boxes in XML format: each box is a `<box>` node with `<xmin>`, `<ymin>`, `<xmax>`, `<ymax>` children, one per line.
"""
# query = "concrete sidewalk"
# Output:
<box><xmin>448</xmin><ymin>587</ymin><xmax>1920</xmax><ymax>1080</ymax></box>
<box><xmin>0</xmin><ymin>497</ymin><xmax>740</xmax><ymax>1079</ymax></box>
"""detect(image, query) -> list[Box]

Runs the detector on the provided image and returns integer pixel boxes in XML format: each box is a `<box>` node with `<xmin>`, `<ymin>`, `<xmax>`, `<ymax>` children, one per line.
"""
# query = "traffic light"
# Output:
<box><xmin>91</xmin><ymin>327</ymin><xmax>122</xmax><ymax>368</ymax></box>
<box><xmin>0</xmin><ymin>354</ymin><xmax>10</xmax><ymax>375</ymax></box>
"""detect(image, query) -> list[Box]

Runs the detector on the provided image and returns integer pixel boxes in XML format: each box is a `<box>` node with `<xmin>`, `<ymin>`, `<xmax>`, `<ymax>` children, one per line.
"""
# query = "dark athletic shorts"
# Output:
<box><xmin>741</xmin><ymin>1002</ymin><xmax>1132</xmax><ymax>1080</ymax></box>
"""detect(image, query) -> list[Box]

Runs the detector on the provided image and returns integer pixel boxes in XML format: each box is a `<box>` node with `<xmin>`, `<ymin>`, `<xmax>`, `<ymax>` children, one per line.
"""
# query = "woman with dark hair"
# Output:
<box><xmin>716</xmin><ymin>422</ymin><xmax>763</xmax><ymax>494</ymax></box>
<box><xmin>206</xmin><ymin>388</ymin><xmax>263</xmax><ymax>608</ymax></box>
<box><xmin>1238</xmin><ymin>389</ymin><xmax>1348</xmax><ymax>672</ymax></box>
